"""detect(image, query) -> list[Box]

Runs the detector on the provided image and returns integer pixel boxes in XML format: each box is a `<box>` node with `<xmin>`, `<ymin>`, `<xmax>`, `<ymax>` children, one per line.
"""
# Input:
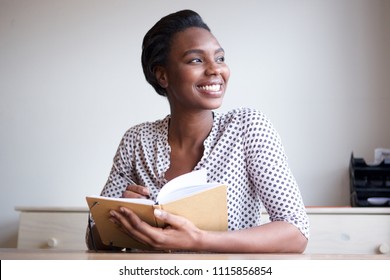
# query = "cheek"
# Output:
<box><xmin>223</xmin><ymin>65</ymin><xmax>231</xmax><ymax>82</ymax></box>
<box><xmin>171</xmin><ymin>68</ymin><xmax>200</xmax><ymax>87</ymax></box>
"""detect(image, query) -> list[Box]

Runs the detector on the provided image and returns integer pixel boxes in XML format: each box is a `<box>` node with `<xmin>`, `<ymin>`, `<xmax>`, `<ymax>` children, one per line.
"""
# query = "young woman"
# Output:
<box><xmin>86</xmin><ymin>9</ymin><xmax>309</xmax><ymax>253</ymax></box>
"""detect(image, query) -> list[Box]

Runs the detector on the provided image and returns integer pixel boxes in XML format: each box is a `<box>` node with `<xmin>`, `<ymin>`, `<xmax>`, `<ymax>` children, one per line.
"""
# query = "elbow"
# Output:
<box><xmin>279</xmin><ymin>222</ymin><xmax>309</xmax><ymax>254</ymax></box>
<box><xmin>289</xmin><ymin>231</ymin><xmax>308</xmax><ymax>254</ymax></box>
<box><xmin>278</xmin><ymin>223</ymin><xmax>308</xmax><ymax>253</ymax></box>
<box><xmin>295</xmin><ymin>236</ymin><xmax>308</xmax><ymax>254</ymax></box>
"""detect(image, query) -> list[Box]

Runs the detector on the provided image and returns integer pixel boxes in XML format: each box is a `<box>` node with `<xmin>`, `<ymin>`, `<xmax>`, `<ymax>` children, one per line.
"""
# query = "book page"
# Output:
<box><xmin>87</xmin><ymin>169</ymin><xmax>217</xmax><ymax>205</ymax></box>
<box><xmin>157</xmin><ymin>169</ymin><xmax>220</xmax><ymax>204</ymax></box>
<box><xmin>86</xmin><ymin>195</ymin><xmax>155</xmax><ymax>205</ymax></box>
<box><xmin>157</xmin><ymin>182</ymin><xmax>221</xmax><ymax>204</ymax></box>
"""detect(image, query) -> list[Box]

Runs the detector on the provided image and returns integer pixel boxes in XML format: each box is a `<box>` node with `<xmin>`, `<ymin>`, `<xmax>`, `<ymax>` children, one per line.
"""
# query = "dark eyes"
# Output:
<box><xmin>189</xmin><ymin>56</ymin><xmax>225</xmax><ymax>64</ymax></box>
<box><xmin>189</xmin><ymin>58</ymin><xmax>203</xmax><ymax>63</ymax></box>
<box><xmin>216</xmin><ymin>56</ymin><xmax>225</xmax><ymax>63</ymax></box>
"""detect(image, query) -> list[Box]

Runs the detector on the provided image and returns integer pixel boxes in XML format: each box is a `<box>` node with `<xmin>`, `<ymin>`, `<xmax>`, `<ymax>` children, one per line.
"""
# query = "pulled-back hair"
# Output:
<box><xmin>141</xmin><ymin>10</ymin><xmax>211</xmax><ymax>96</ymax></box>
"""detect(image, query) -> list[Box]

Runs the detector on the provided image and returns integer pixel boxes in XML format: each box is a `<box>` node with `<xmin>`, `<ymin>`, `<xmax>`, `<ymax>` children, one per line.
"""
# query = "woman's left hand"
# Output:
<box><xmin>109</xmin><ymin>207</ymin><xmax>204</xmax><ymax>251</ymax></box>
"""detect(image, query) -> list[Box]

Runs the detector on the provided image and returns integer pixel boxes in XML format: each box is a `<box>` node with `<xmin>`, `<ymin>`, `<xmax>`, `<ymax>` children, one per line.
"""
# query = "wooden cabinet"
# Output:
<box><xmin>16</xmin><ymin>207</ymin><xmax>89</xmax><ymax>250</ymax></box>
<box><xmin>304</xmin><ymin>207</ymin><xmax>390</xmax><ymax>254</ymax></box>
<box><xmin>261</xmin><ymin>207</ymin><xmax>390</xmax><ymax>255</ymax></box>
<box><xmin>16</xmin><ymin>207</ymin><xmax>390</xmax><ymax>254</ymax></box>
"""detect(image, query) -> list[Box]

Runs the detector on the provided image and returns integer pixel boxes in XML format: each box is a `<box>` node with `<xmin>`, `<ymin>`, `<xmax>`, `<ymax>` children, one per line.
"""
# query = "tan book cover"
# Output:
<box><xmin>86</xmin><ymin>170</ymin><xmax>228</xmax><ymax>249</ymax></box>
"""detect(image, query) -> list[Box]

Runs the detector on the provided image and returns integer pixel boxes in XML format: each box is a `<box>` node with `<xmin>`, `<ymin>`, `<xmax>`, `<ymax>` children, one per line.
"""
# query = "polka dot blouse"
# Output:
<box><xmin>100</xmin><ymin>107</ymin><xmax>309</xmax><ymax>239</ymax></box>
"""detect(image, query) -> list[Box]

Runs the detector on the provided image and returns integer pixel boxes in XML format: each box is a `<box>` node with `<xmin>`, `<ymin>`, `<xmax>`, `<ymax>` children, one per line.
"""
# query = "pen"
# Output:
<box><xmin>119</xmin><ymin>172</ymin><xmax>136</xmax><ymax>185</ymax></box>
<box><xmin>119</xmin><ymin>172</ymin><xmax>149</xmax><ymax>198</ymax></box>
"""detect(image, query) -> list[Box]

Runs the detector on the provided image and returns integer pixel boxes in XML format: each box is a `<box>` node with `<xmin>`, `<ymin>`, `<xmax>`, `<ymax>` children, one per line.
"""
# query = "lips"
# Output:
<box><xmin>198</xmin><ymin>84</ymin><xmax>222</xmax><ymax>92</ymax></box>
<box><xmin>196</xmin><ymin>79</ymin><xmax>225</xmax><ymax>95</ymax></box>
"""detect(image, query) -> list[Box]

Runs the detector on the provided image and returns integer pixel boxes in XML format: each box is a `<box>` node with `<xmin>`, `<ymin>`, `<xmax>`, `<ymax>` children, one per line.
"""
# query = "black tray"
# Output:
<box><xmin>349</xmin><ymin>153</ymin><xmax>390</xmax><ymax>207</ymax></box>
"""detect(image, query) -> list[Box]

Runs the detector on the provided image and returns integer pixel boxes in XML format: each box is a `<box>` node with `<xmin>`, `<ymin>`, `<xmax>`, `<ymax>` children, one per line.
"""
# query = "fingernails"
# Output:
<box><xmin>154</xmin><ymin>209</ymin><xmax>162</xmax><ymax>217</ymax></box>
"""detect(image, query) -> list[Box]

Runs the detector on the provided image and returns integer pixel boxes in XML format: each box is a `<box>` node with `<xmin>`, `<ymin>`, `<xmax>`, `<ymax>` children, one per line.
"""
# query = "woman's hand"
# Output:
<box><xmin>122</xmin><ymin>185</ymin><xmax>150</xmax><ymax>199</ymax></box>
<box><xmin>108</xmin><ymin>207</ymin><xmax>308</xmax><ymax>253</ymax></box>
<box><xmin>109</xmin><ymin>207</ymin><xmax>204</xmax><ymax>251</ymax></box>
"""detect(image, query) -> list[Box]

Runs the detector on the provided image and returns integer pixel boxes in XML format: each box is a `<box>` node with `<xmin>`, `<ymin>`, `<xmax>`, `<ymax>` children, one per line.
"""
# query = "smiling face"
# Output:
<box><xmin>156</xmin><ymin>27</ymin><xmax>230</xmax><ymax>113</ymax></box>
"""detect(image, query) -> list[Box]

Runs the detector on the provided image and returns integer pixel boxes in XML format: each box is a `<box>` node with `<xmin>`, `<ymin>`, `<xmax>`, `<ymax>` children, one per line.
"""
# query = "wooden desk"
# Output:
<box><xmin>0</xmin><ymin>249</ymin><xmax>389</xmax><ymax>260</ymax></box>
<box><xmin>15</xmin><ymin>207</ymin><xmax>390</xmax><ymax>254</ymax></box>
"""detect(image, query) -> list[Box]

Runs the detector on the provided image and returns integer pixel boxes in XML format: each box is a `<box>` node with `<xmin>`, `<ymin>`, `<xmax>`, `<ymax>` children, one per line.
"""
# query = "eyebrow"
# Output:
<box><xmin>182</xmin><ymin>47</ymin><xmax>225</xmax><ymax>58</ymax></box>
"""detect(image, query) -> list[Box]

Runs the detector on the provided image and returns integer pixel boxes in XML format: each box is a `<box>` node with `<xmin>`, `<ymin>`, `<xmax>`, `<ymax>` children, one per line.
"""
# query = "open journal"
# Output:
<box><xmin>86</xmin><ymin>169</ymin><xmax>228</xmax><ymax>249</ymax></box>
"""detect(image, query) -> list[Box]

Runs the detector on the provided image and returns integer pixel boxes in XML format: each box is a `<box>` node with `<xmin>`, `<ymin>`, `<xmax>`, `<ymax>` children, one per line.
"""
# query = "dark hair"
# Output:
<box><xmin>141</xmin><ymin>10</ymin><xmax>211</xmax><ymax>96</ymax></box>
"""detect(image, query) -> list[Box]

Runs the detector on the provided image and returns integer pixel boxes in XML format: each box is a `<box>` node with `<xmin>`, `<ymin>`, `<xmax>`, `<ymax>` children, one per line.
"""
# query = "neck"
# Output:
<box><xmin>168</xmin><ymin>110</ymin><xmax>213</xmax><ymax>148</ymax></box>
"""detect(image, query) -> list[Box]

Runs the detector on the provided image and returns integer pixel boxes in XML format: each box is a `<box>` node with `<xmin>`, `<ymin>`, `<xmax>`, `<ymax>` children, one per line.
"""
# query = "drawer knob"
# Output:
<box><xmin>378</xmin><ymin>243</ymin><xmax>389</xmax><ymax>254</ymax></box>
<box><xmin>47</xmin><ymin>238</ymin><xmax>58</xmax><ymax>248</ymax></box>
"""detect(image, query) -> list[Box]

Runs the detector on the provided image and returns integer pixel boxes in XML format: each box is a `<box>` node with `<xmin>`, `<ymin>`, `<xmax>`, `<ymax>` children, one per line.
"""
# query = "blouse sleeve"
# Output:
<box><xmin>244</xmin><ymin>109</ymin><xmax>310</xmax><ymax>239</ymax></box>
<box><xmin>100</xmin><ymin>128</ymin><xmax>137</xmax><ymax>198</ymax></box>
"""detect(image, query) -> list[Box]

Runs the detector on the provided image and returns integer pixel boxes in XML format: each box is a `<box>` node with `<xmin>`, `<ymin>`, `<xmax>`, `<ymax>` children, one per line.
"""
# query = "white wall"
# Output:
<box><xmin>1</xmin><ymin>0</ymin><xmax>389</xmax><ymax>247</ymax></box>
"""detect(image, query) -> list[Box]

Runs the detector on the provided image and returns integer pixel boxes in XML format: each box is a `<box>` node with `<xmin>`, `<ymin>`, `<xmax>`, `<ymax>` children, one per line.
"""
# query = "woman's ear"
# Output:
<box><xmin>155</xmin><ymin>66</ymin><xmax>168</xmax><ymax>88</ymax></box>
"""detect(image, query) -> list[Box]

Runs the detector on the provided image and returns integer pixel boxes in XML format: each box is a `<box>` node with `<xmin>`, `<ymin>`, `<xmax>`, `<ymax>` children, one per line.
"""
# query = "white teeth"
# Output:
<box><xmin>199</xmin><ymin>84</ymin><xmax>221</xmax><ymax>91</ymax></box>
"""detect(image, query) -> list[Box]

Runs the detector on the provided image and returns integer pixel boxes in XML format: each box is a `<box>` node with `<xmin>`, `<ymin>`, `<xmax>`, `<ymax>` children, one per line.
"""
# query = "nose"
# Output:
<box><xmin>205</xmin><ymin>61</ymin><xmax>222</xmax><ymax>76</ymax></box>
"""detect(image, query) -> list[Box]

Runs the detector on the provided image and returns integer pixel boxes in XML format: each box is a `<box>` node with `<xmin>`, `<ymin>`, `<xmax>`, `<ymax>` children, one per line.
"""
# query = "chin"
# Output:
<box><xmin>206</xmin><ymin>102</ymin><xmax>223</xmax><ymax>110</ymax></box>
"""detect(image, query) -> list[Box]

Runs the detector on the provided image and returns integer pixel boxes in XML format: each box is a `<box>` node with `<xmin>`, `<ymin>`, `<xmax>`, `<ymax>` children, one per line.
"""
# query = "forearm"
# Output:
<box><xmin>107</xmin><ymin>207</ymin><xmax>308</xmax><ymax>253</ymax></box>
<box><xmin>197</xmin><ymin>221</ymin><xmax>308</xmax><ymax>253</ymax></box>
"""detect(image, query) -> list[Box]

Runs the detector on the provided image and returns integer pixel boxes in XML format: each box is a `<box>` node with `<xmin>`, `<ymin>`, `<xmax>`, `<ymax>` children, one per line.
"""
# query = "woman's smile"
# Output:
<box><xmin>162</xmin><ymin>27</ymin><xmax>230</xmax><ymax>110</ymax></box>
<box><xmin>196</xmin><ymin>80</ymin><xmax>224</xmax><ymax>96</ymax></box>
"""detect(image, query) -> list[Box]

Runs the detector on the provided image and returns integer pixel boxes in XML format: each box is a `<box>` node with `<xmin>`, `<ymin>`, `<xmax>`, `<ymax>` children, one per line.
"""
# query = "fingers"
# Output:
<box><xmin>153</xmin><ymin>209</ymin><xmax>202</xmax><ymax>250</ymax></box>
<box><xmin>154</xmin><ymin>209</ymin><xmax>188</xmax><ymax>229</ymax></box>
<box><xmin>110</xmin><ymin>207</ymin><xmax>155</xmax><ymax>245</ymax></box>
<box><xmin>109</xmin><ymin>207</ymin><xmax>200</xmax><ymax>251</ymax></box>
<box><xmin>122</xmin><ymin>185</ymin><xmax>150</xmax><ymax>198</ymax></box>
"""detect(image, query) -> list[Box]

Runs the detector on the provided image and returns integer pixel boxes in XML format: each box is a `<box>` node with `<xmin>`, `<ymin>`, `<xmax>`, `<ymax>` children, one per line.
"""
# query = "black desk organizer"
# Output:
<box><xmin>350</xmin><ymin>153</ymin><xmax>390</xmax><ymax>207</ymax></box>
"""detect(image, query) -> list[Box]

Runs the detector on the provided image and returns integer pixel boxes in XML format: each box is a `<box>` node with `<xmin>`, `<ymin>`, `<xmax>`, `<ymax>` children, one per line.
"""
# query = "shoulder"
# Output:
<box><xmin>215</xmin><ymin>107</ymin><xmax>272</xmax><ymax>128</ymax></box>
<box><xmin>121</xmin><ymin>115</ymin><xmax>169</xmax><ymax>142</ymax></box>
<box><xmin>215</xmin><ymin>107</ymin><xmax>282</xmax><ymax>145</ymax></box>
